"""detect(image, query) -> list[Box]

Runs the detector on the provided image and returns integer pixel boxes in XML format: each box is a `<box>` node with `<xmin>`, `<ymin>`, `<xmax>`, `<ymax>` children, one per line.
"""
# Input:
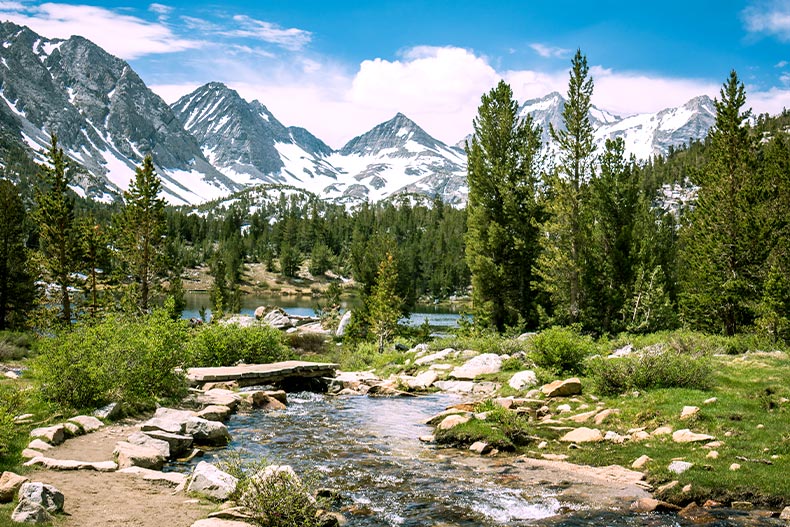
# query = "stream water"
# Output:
<box><xmin>181</xmin><ymin>392</ymin><xmax>782</xmax><ymax>527</ymax></box>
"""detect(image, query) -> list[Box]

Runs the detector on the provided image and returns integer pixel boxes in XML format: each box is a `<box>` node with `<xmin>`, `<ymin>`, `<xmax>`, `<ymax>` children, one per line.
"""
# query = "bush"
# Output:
<box><xmin>0</xmin><ymin>385</ymin><xmax>24</xmax><ymax>456</ymax></box>
<box><xmin>527</xmin><ymin>326</ymin><xmax>597</xmax><ymax>375</ymax></box>
<box><xmin>0</xmin><ymin>331</ymin><xmax>34</xmax><ymax>361</ymax></box>
<box><xmin>186</xmin><ymin>323</ymin><xmax>289</xmax><ymax>367</ymax></box>
<box><xmin>31</xmin><ymin>310</ymin><xmax>189</xmax><ymax>411</ymax></box>
<box><xmin>589</xmin><ymin>341</ymin><xmax>713</xmax><ymax>395</ymax></box>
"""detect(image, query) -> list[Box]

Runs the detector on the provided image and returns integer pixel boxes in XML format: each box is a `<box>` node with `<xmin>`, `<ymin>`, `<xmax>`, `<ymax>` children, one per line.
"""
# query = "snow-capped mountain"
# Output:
<box><xmin>0</xmin><ymin>22</ymin><xmax>237</xmax><ymax>204</ymax></box>
<box><xmin>518</xmin><ymin>91</ymin><xmax>715</xmax><ymax>159</ymax></box>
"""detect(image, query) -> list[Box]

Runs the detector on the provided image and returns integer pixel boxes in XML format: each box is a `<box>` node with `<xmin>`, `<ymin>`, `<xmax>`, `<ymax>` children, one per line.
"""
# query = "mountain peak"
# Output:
<box><xmin>339</xmin><ymin>112</ymin><xmax>444</xmax><ymax>156</ymax></box>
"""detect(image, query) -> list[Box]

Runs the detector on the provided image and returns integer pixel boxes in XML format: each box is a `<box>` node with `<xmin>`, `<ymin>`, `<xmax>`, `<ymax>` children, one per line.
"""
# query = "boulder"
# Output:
<box><xmin>568</xmin><ymin>410</ymin><xmax>597</xmax><ymax>423</ymax></box>
<box><xmin>630</xmin><ymin>431</ymin><xmax>651</xmax><ymax>441</ymax></box>
<box><xmin>432</xmin><ymin>380</ymin><xmax>475</xmax><ymax>393</ymax></box>
<box><xmin>62</xmin><ymin>422</ymin><xmax>81</xmax><ymax>438</ymax></box>
<box><xmin>113</xmin><ymin>441</ymin><xmax>166</xmax><ymax>470</ymax></box>
<box><xmin>127</xmin><ymin>432</ymin><xmax>170</xmax><ymax>459</ymax></box>
<box><xmin>367</xmin><ymin>384</ymin><xmax>412</xmax><ymax>397</ymax></box>
<box><xmin>652</xmin><ymin>426</ymin><xmax>673</xmax><ymax>436</ymax></box>
<box><xmin>437</xmin><ymin>414</ymin><xmax>471</xmax><ymax>431</ymax></box>
<box><xmin>604</xmin><ymin>431</ymin><xmax>626</xmax><ymax>444</ymax></box>
<box><xmin>262</xmin><ymin>308</ymin><xmax>293</xmax><ymax>329</ymax></box>
<box><xmin>631</xmin><ymin>455</ymin><xmax>652</xmax><ymax>469</ymax></box>
<box><xmin>779</xmin><ymin>506</ymin><xmax>790</xmax><ymax>520</ymax></box>
<box><xmin>141</xmin><ymin>417</ymin><xmax>185</xmax><ymax>435</ymax></box>
<box><xmin>469</xmin><ymin>442</ymin><xmax>492</xmax><ymax>455</ymax></box>
<box><xmin>414</xmin><ymin>348</ymin><xmax>454</xmax><ymax>366</ymax></box>
<box><xmin>630</xmin><ymin>498</ymin><xmax>681</xmax><ymax>513</ymax></box>
<box><xmin>541</xmin><ymin>378</ymin><xmax>582</xmax><ymax>397</ymax></box>
<box><xmin>508</xmin><ymin>370</ymin><xmax>538</xmax><ymax>391</ymax></box>
<box><xmin>94</xmin><ymin>402</ymin><xmax>123</xmax><ymax>420</ymax></box>
<box><xmin>335</xmin><ymin>311</ymin><xmax>352</xmax><ymax>337</ymax></box>
<box><xmin>142</xmin><ymin>430</ymin><xmax>193</xmax><ymax>458</ymax></box>
<box><xmin>667</xmin><ymin>461</ymin><xmax>694</xmax><ymax>474</ymax></box>
<box><xmin>196</xmin><ymin>405</ymin><xmax>234</xmax><ymax>422</ymax></box>
<box><xmin>729</xmin><ymin>463</ymin><xmax>741</xmax><ymax>471</ymax></box>
<box><xmin>11</xmin><ymin>500</ymin><xmax>52</xmax><ymax>524</ymax></box>
<box><xmin>264</xmin><ymin>390</ymin><xmax>288</xmax><ymax>405</ymax></box>
<box><xmin>253</xmin><ymin>306</ymin><xmax>267</xmax><ymax>319</ymax></box>
<box><xmin>672</xmin><ymin>429</ymin><xmax>715</xmax><ymax>443</ymax></box>
<box><xmin>559</xmin><ymin>427</ymin><xmax>603</xmax><ymax>443</ymax></box>
<box><xmin>68</xmin><ymin>415</ymin><xmax>104</xmax><ymax>433</ymax></box>
<box><xmin>194</xmin><ymin>390</ymin><xmax>242</xmax><ymax>411</ymax></box>
<box><xmin>450</xmin><ymin>353</ymin><xmax>502</xmax><ymax>380</ymax></box>
<box><xmin>679</xmin><ymin>503</ymin><xmax>715</xmax><ymax>523</ymax></box>
<box><xmin>29</xmin><ymin>425</ymin><xmax>65</xmax><ymax>446</ymax></box>
<box><xmin>187</xmin><ymin>462</ymin><xmax>238</xmax><ymax>501</ymax></box>
<box><xmin>680</xmin><ymin>406</ymin><xmax>700</xmax><ymax>420</ymax></box>
<box><xmin>593</xmin><ymin>409</ymin><xmax>619</xmax><ymax>425</ymax></box>
<box><xmin>184</xmin><ymin>417</ymin><xmax>231</xmax><ymax>446</ymax></box>
<box><xmin>317</xmin><ymin>510</ymin><xmax>347</xmax><ymax>527</ymax></box>
<box><xmin>706</xmin><ymin>450</ymin><xmax>719</xmax><ymax>459</ymax></box>
<box><xmin>23</xmin><ymin>457</ymin><xmax>117</xmax><ymax>471</ymax></box>
<box><xmin>407</xmin><ymin>370</ymin><xmax>438</xmax><ymax>390</ymax></box>
<box><xmin>27</xmin><ymin>439</ymin><xmax>53</xmax><ymax>452</ymax></box>
<box><xmin>18</xmin><ymin>482</ymin><xmax>64</xmax><ymax>513</ymax></box>
<box><xmin>0</xmin><ymin>472</ymin><xmax>28</xmax><ymax>503</ymax></box>
<box><xmin>425</xmin><ymin>409</ymin><xmax>470</xmax><ymax>426</ymax></box>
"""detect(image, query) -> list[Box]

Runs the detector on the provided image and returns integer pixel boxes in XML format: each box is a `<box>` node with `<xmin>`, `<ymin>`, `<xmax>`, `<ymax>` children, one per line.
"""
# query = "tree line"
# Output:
<box><xmin>467</xmin><ymin>50</ymin><xmax>789</xmax><ymax>341</ymax></box>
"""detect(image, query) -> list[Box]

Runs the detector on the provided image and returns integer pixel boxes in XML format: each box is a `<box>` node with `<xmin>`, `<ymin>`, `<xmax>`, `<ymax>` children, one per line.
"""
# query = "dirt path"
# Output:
<box><xmin>25</xmin><ymin>422</ymin><xmax>212</xmax><ymax>527</ymax></box>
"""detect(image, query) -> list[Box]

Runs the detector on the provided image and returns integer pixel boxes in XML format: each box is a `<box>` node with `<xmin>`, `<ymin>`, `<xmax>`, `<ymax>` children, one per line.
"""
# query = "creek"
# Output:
<box><xmin>179</xmin><ymin>392</ymin><xmax>780</xmax><ymax>527</ymax></box>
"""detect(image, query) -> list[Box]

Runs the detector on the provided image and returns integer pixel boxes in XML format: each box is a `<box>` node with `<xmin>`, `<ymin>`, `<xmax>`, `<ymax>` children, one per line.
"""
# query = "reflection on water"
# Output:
<box><xmin>180</xmin><ymin>393</ymin><xmax>779</xmax><ymax>527</ymax></box>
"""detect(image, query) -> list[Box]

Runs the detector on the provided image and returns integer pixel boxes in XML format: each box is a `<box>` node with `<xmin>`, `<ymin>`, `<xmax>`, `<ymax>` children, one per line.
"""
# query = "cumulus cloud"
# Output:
<box><xmin>742</xmin><ymin>0</ymin><xmax>790</xmax><ymax>40</ymax></box>
<box><xmin>227</xmin><ymin>15</ymin><xmax>311</xmax><ymax>51</ymax></box>
<box><xmin>0</xmin><ymin>2</ymin><xmax>202</xmax><ymax>59</ymax></box>
<box><xmin>529</xmin><ymin>43</ymin><xmax>572</xmax><ymax>59</ymax></box>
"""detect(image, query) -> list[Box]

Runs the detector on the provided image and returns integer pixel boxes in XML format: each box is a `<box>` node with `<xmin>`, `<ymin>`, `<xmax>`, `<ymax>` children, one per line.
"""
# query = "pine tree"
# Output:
<box><xmin>34</xmin><ymin>134</ymin><xmax>78</xmax><ymax>323</ymax></box>
<box><xmin>0</xmin><ymin>179</ymin><xmax>35</xmax><ymax>329</ymax></box>
<box><xmin>679</xmin><ymin>71</ymin><xmax>764</xmax><ymax>335</ymax></box>
<box><xmin>116</xmin><ymin>155</ymin><xmax>166</xmax><ymax>312</ymax></box>
<box><xmin>465</xmin><ymin>80</ymin><xmax>544</xmax><ymax>331</ymax></box>
<box><xmin>78</xmin><ymin>219</ymin><xmax>109</xmax><ymax>318</ymax></box>
<box><xmin>367</xmin><ymin>252</ymin><xmax>402</xmax><ymax>353</ymax></box>
<box><xmin>536</xmin><ymin>49</ymin><xmax>596</xmax><ymax>326</ymax></box>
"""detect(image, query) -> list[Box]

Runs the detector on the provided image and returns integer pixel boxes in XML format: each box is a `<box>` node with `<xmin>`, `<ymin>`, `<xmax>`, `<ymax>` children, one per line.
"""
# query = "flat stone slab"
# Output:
<box><xmin>187</xmin><ymin>361</ymin><xmax>338</xmax><ymax>386</ymax></box>
<box><xmin>117</xmin><ymin>467</ymin><xmax>186</xmax><ymax>486</ymax></box>
<box><xmin>23</xmin><ymin>456</ymin><xmax>117</xmax><ymax>472</ymax></box>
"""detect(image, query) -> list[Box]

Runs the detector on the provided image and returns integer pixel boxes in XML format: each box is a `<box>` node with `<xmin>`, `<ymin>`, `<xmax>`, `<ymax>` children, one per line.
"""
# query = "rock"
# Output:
<box><xmin>541</xmin><ymin>378</ymin><xmax>582</xmax><ymax>397</ymax></box>
<box><xmin>731</xmin><ymin>501</ymin><xmax>753</xmax><ymax>510</ymax></box>
<box><xmin>0</xmin><ymin>472</ymin><xmax>28</xmax><ymax>503</ymax></box>
<box><xmin>117</xmin><ymin>467</ymin><xmax>186</xmax><ymax>486</ymax></box>
<box><xmin>187</xmin><ymin>461</ymin><xmax>238</xmax><ymax>501</ymax></box>
<box><xmin>407</xmin><ymin>370</ymin><xmax>438</xmax><ymax>390</ymax></box>
<box><xmin>4</xmin><ymin>370</ymin><xmax>19</xmax><ymax>379</ymax></box>
<box><xmin>729</xmin><ymin>463</ymin><xmax>741</xmax><ymax>471</ymax></box>
<box><xmin>21</xmin><ymin>449</ymin><xmax>44</xmax><ymax>459</ymax></box>
<box><xmin>184</xmin><ymin>417</ymin><xmax>231</xmax><ymax>446</ymax></box>
<box><xmin>680</xmin><ymin>406</ymin><xmax>700</xmax><ymax>420</ymax></box>
<box><xmin>11</xmin><ymin>500</ymin><xmax>52</xmax><ymax>523</ymax></box>
<box><xmin>682</xmin><ymin>484</ymin><xmax>692</xmax><ymax>493</ymax></box>
<box><xmin>656</xmin><ymin>481</ymin><xmax>679</xmax><ymax>494</ymax></box>
<box><xmin>652</xmin><ymin>426</ymin><xmax>673</xmax><ymax>436</ymax></box>
<box><xmin>67</xmin><ymin>415</ymin><xmax>104</xmax><ymax>433</ymax></box>
<box><xmin>541</xmin><ymin>453</ymin><xmax>569</xmax><ymax>461</ymax></box>
<box><xmin>190</xmin><ymin>520</ymin><xmax>257</xmax><ymax>527</ymax></box>
<box><xmin>703</xmin><ymin>441</ymin><xmax>724</xmax><ymax>449</ymax></box>
<box><xmin>672</xmin><ymin>429</ymin><xmax>715</xmax><ymax>443</ymax></box>
<box><xmin>27</xmin><ymin>439</ymin><xmax>53</xmax><ymax>452</ymax></box>
<box><xmin>418</xmin><ymin>435</ymin><xmax>435</xmax><ymax>443</ymax></box>
<box><xmin>261</xmin><ymin>308</ymin><xmax>293</xmax><ymax>329</ymax></box>
<box><xmin>604</xmin><ymin>431</ymin><xmax>626</xmax><ymax>444</ymax></box>
<box><xmin>469</xmin><ymin>442</ymin><xmax>492</xmax><ymax>455</ymax></box>
<box><xmin>432</xmin><ymin>380</ymin><xmax>476</xmax><ymax>393</ymax></box>
<box><xmin>317</xmin><ymin>510</ymin><xmax>347</xmax><ymax>527</ymax></box>
<box><xmin>113</xmin><ymin>441</ymin><xmax>166</xmax><ymax>470</ymax></box>
<box><xmin>537</xmin><ymin>441</ymin><xmax>548</xmax><ymax>449</ymax></box>
<box><xmin>264</xmin><ymin>390</ymin><xmax>288</xmax><ymax>405</ymax></box>
<box><xmin>142</xmin><ymin>430</ymin><xmax>193</xmax><ymax>458</ymax></box>
<box><xmin>779</xmin><ymin>506</ymin><xmax>790</xmax><ymax>520</ymax></box>
<box><xmin>13</xmin><ymin>414</ymin><xmax>34</xmax><ymax>424</ymax></box>
<box><xmin>437</xmin><ymin>414</ymin><xmax>471</xmax><ymax>431</ymax></box>
<box><xmin>18</xmin><ymin>482</ymin><xmax>64</xmax><ymax>513</ymax></box>
<box><xmin>196</xmin><ymin>405</ymin><xmax>234</xmax><ymax>422</ymax></box>
<box><xmin>706</xmin><ymin>450</ymin><xmax>719</xmax><ymax>459</ymax></box>
<box><xmin>630</xmin><ymin>431</ymin><xmax>651</xmax><ymax>441</ymax></box>
<box><xmin>62</xmin><ymin>422</ymin><xmax>81</xmax><ymax>438</ymax></box>
<box><xmin>253</xmin><ymin>306</ymin><xmax>267</xmax><ymax>319</ymax></box>
<box><xmin>568</xmin><ymin>410</ymin><xmax>597</xmax><ymax>423</ymax></box>
<box><xmin>703</xmin><ymin>500</ymin><xmax>722</xmax><ymax>509</ymax></box>
<box><xmin>508</xmin><ymin>370</ymin><xmax>538</xmax><ymax>391</ymax></box>
<box><xmin>335</xmin><ymin>310</ymin><xmax>352</xmax><ymax>337</ymax></box>
<box><xmin>593</xmin><ymin>409</ymin><xmax>618</xmax><ymax>425</ymax></box>
<box><xmin>29</xmin><ymin>425</ymin><xmax>65</xmax><ymax>446</ymax></box>
<box><xmin>679</xmin><ymin>503</ymin><xmax>715</xmax><ymax>523</ymax></box>
<box><xmin>631</xmin><ymin>455</ymin><xmax>652</xmax><ymax>469</ymax></box>
<box><xmin>141</xmin><ymin>417</ymin><xmax>186</xmax><ymax>435</ymax></box>
<box><xmin>23</xmin><ymin>456</ymin><xmax>117</xmax><ymax>471</ymax></box>
<box><xmin>178</xmin><ymin>448</ymin><xmax>204</xmax><ymax>463</ymax></box>
<box><xmin>367</xmin><ymin>384</ymin><xmax>412</xmax><ymax>397</ymax></box>
<box><xmin>703</xmin><ymin>397</ymin><xmax>718</xmax><ymax>405</ymax></box>
<box><xmin>94</xmin><ymin>402</ymin><xmax>123</xmax><ymax>420</ymax></box>
<box><xmin>556</xmin><ymin>404</ymin><xmax>571</xmax><ymax>414</ymax></box>
<box><xmin>667</xmin><ymin>461</ymin><xmax>693</xmax><ymax>474</ymax></box>
<box><xmin>559</xmin><ymin>427</ymin><xmax>603</xmax><ymax>443</ymax></box>
<box><xmin>194</xmin><ymin>389</ymin><xmax>241</xmax><ymax>410</ymax></box>
<box><xmin>425</xmin><ymin>409</ymin><xmax>470</xmax><ymax>426</ymax></box>
<box><xmin>630</xmin><ymin>498</ymin><xmax>681</xmax><ymax>513</ymax></box>
<box><xmin>610</xmin><ymin>344</ymin><xmax>633</xmax><ymax>358</ymax></box>
<box><xmin>450</xmin><ymin>353</ymin><xmax>502</xmax><ymax>379</ymax></box>
<box><xmin>127</xmin><ymin>432</ymin><xmax>170</xmax><ymax>459</ymax></box>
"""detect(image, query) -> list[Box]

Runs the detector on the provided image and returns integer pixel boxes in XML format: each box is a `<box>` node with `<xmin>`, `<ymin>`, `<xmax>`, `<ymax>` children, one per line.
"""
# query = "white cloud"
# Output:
<box><xmin>743</xmin><ymin>0</ymin><xmax>790</xmax><ymax>40</ymax></box>
<box><xmin>0</xmin><ymin>1</ymin><xmax>24</xmax><ymax>9</ymax></box>
<box><xmin>149</xmin><ymin>3</ymin><xmax>172</xmax><ymax>16</ymax></box>
<box><xmin>0</xmin><ymin>2</ymin><xmax>202</xmax><ymax>59</ymax></box>
<box><xmin>227</xmin><ymin>15</ymin><xmax>311</xmax><ymax>51</ymax></box>
<box><xmin>529</xmin><ymin>43</ymin><xmax>571</xmax><ymax>59</ymax></box>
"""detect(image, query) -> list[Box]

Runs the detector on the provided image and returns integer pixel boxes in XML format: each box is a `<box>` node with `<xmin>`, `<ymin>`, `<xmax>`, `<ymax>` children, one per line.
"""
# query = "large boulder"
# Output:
<box><xmin>184</xmin><ymin>417</ymin><xmax>231</xmax><ymax>446</ymax></box>
<box><xmin>541</xmin><ymin>378</ymin><xmax>582</xmax><ymax>397</ymax></box>
<box><xmin>407</xmin><ymin>370</ymin><xmax>438</xmax><ymax>390</ymax></box>
<box><xmin>508</xmin><ymin>370</ymin><xmax>538</xmax><ymax>391</ymax></box>
<box><xmin>194</xmin><ymin>390</ymin><xmax>242</xmax><ymax>411</ymax></box>
<box><xmin>262</xmin><ymin>308</ymin><xmax>293</xmax><ymax>329</ymax></box>
<box><xmin>29</xmin><ymin>425</ymin><xmax>65</xmax><ymax>446</ymax></box>
<box><xmin>450</xmin><ymin>353</ymin><xmax>502</xmax><ymax>380</ymax></box>
<box><xmin>11</xmin><ymin>500</ymin><xmax>52</xmax><ymax>524</ymax></box>
<box><xmin>17</xmin><ymin>482</ymin><xmax>64</xmax><ymax>513</ymax></box>
<box><xmin>126</xmin><ymin>432</ymin><xmax>171</xmax><ymax>459</ymax></box>
<box><xmin>67</xmin><ymin>415</ymin><xmax>104</xmax><ymax>433</ymax></box>
<box><xmin>141</xmin><ymin>417</ymin><xmax>185</xmax><ymax>435</ymax></box>
<box><xmin>196</xmin><ymin>405</ymin><xmax>234</xmax><ymax>422</ymax></box>
<box><xmin>437</xmin><ymin>414</ymin><xmax>471</xmax><ymax>431</ymax></box>
<box><xmin>113</xmin><ymin>441</ymin><xmax>166</xmax><ymax>470</ymax></box>
<box><xmin>187</xmin><ymin>461</ymin><xmax>238</xmax><ymax>501</ymax></box>
<box><xmin>672</xmin><ymin>429</ymin><xmax>715</xmax><ymax>443</ymax></box>
<box><xmin>142</xmin><ymin>430</ymin><xmax>193</xmax><ymax>458</ymax></box>
<box><xmin>559</xmin><ymin>427</ymin><xmax>603</xmax><ymax>443</ymax></box>
<box><xmin>0</xmin><ymin>472</ymin><xmax>28</xmax><ymax>503</ymax></box>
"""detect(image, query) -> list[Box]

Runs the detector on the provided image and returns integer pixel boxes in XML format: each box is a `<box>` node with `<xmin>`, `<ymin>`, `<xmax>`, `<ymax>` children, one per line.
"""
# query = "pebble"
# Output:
<box><xmin>729</xmin><ymin>463</ymin><xmax>741</xmax><ymax>471</ymax></box>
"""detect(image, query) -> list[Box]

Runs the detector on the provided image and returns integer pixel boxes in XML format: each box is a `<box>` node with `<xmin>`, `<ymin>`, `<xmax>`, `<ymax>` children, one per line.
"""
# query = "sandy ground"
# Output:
<box><xmin>24</xmin><ymin>423</ymin><xmax>212</xmax><ymax>527</ymax></box>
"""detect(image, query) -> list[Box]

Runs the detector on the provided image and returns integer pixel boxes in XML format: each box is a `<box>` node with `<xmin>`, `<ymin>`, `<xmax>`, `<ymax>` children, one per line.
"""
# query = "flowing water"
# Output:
<box><xmin>182</xmin><ymin>392</ymin><xmax>782</xmax><ymax>527</ymax></box>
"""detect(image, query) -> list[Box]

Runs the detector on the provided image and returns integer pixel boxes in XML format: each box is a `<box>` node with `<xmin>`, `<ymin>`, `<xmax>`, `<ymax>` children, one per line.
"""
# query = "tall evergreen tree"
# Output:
<box><xmin>465</xmin><ymin>80</ymin><xmax>544</xmax><ymax>331</ymax></box>
<box><xmin>367</xmin><ymin>252</ymin><xmax>402</xmax><ymax>353</ymax></box>
<box><xmin>0</xmin><ymin>179</ymin><xmax>35</xmax><ymax>329</ymax></box>
<box><xmin>34</xmin><ymin>134</ymin><xmax>78</xmax><ymax>323</ymax></box>
<box><xmin>78</xmin><ymin>219</ymin><xmax>109</xmax><ymax>318</ymax></box>
<box><xmin>679</xmin><ymin>71</ymin><xmax>764</xmax><ymax>335</ymax></box>
<box><xmin>116</xmin><ymin>155</ymin><xmax>166</xmax><ymax>312</ymax></box>
<box><xmin>536</xmin><ymin>49</ymin><xmax>596</xmax><ymax>326</ymax></box>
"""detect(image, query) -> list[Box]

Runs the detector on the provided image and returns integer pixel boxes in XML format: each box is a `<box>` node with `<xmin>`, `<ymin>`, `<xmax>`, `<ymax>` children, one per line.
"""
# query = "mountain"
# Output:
<box><xmin>0</xmin><ymin>21</ymin><xmax>237</xmax><ymax>204</ymax></box>
<box><xmin>518</xmin><ymin>91</ymin><xmax>715</xmax><ymax>159</ymax></box>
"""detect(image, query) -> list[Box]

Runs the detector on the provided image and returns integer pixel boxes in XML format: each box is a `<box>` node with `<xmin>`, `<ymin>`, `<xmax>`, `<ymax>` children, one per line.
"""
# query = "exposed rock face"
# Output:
<box><xmin>450</xmin><ymin>353</ymin><xmax>502</xmax><ymax>380</ymax></box>
<box><xmin>541</xmin><ymin>378</ymin><xmax>582</xmax><ymax>397</ymax></box>
<box><xmin>187</xmin><ymin>462</ymin><xmax>238</xmax><ymax>501</ymax></box>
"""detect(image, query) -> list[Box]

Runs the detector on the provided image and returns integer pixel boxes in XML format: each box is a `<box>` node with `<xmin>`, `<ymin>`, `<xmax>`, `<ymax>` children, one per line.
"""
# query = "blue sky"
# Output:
<box><xmin>2</xmin><ymin>0</ymin><xmax>790</xmax><ymax>147</ymax></box>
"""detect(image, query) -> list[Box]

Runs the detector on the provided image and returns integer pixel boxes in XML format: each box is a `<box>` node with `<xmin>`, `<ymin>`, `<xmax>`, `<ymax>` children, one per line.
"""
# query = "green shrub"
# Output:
<box><xmin>186</xmin><ymin>323</ymin><xmax>289</xmax><ymax>367</ymax></box>
<box><xmin>589</xmin><ymin>341</ymin><xmax>713</xmax><ymax>395</ymax></box>
<box><xmin>31</xmin><ymin>310</ymin><xmax>189</xmax><ymax>411</ymax></box>
<box><xmin>0</xmin><ymin>331</ymin><xmax>34</xmax><ymax>361</ymax></box>
<box><xmin>0</xmin><ymin>385</ymin><xmax>24</xmax><ymax>456</ymax></box>
<box><xmin>527</xmin><ymin>326</ymin><xmax>597</xmax><ymax>375</ymax></box>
